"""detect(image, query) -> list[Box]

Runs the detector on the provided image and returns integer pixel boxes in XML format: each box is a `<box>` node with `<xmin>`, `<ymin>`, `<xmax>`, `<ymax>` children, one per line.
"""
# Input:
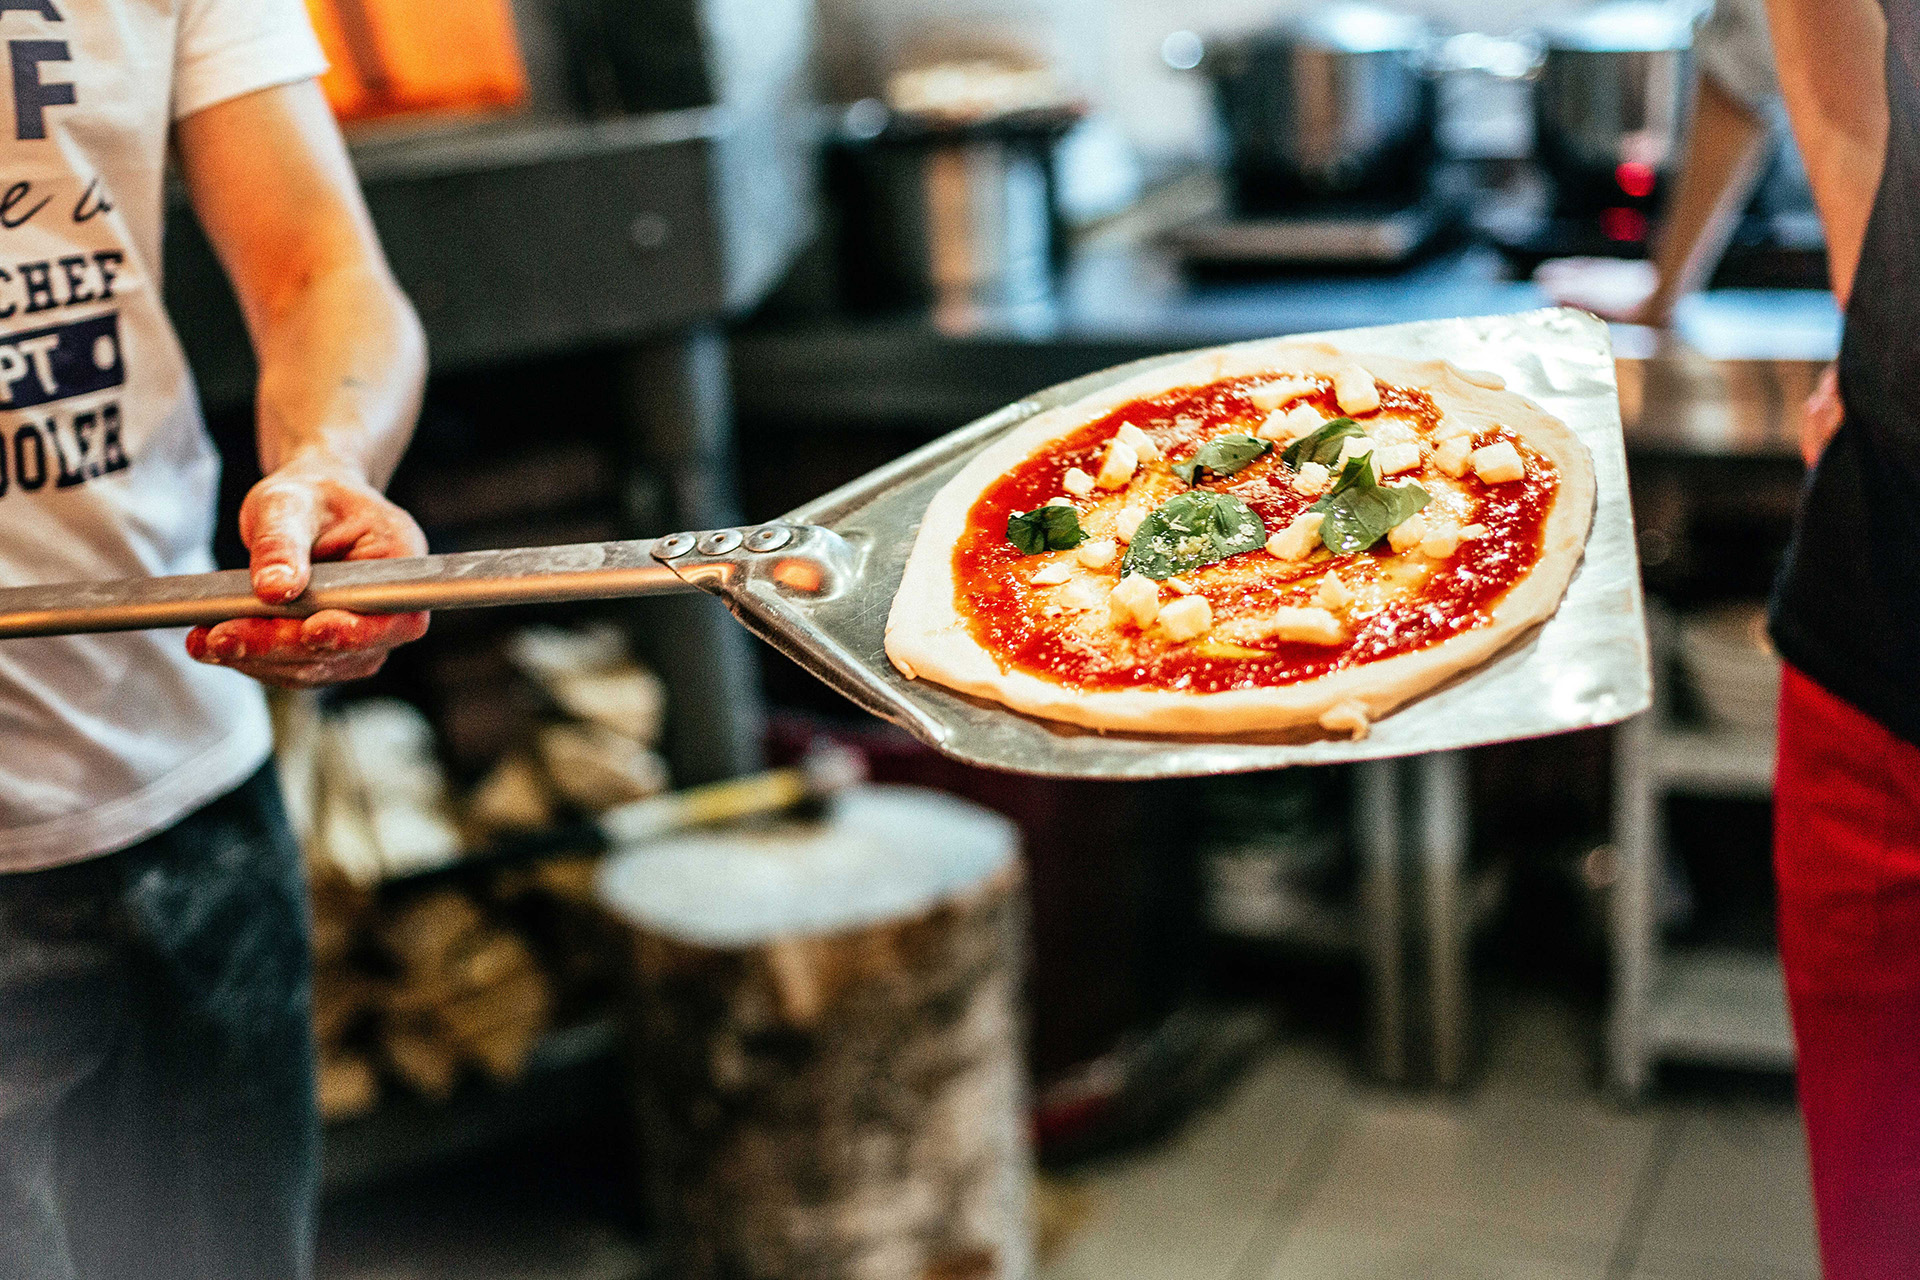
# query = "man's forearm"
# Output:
<box><xmin>252</xmin><ymin>262</ymin><xmax>425</xmax><ymax>489</ymax></box>
<box><xmin>175</xmin><ymin>80</ymin><xmax>426</xmax><ymax>493</ymax></box>
<box><xmin>175</xmin><ymin>79</ymin><xmax>432</xmax><ymax>680</ymax></box>
<box><xmin>1765</xmin><ymin>0</ymin><xmax>1888</xmax><ymax>306</ymax></box>
<box><xmin>1645</xmin><ymin>75</ymin><xmax>1771</xmax><ymax>320</ymax></box>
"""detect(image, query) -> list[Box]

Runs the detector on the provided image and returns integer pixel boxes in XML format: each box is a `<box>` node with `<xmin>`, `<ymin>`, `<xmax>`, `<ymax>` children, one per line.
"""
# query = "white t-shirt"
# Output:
<box><xmin>1697</xmin><ymin>0</ymin><xmax>1780</xmax><ymax>112</ymax></box>
<box><xmin>0</xmin><ymin>0</ymin><xmax>326</xmax><ymax>872</ymax></box>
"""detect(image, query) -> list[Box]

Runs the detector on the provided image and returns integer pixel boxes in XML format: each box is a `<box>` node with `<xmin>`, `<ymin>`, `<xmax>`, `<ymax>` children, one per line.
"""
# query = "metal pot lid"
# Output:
<box><xmin>1538</xmin><ymin>0</ymin><xmax>1696</xmax><ymax>52</ymax></box>
<box><xmin>835</xmin><ymin>96</ymin><xmax>1084</xmax><ymax>147</ymax></box>
<box><xmin>1237</xmin><ymin>3</ymin><xmax>1431</xmax><ymax>54</ymax></box>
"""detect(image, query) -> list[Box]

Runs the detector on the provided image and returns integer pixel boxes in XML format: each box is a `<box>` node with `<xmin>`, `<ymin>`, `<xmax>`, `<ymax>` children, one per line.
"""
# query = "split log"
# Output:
<box><xmin>597</xmin><ymin>785</ymin><xmax>1032</xmax><ymax>1280</ymax></box>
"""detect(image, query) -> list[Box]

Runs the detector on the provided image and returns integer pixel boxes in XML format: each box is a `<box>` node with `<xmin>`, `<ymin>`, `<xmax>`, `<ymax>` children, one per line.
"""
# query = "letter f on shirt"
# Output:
<box><xmin>2</xmin><ymin>0</ymin><xmax>73</xmax><ymax>143</ymax></box>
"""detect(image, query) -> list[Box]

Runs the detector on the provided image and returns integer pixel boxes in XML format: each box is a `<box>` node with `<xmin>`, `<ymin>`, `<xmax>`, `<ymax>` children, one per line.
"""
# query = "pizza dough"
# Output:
<box><xmin>884</xmin><ymin>337</ymin><xmax>1597</xmax><ymax>738</ymax></box>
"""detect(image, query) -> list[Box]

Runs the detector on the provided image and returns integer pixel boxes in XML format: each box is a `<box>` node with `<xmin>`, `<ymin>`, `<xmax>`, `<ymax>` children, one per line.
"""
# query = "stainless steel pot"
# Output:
<box><xmin>1191</xmin><ymin>4</ymin><xmax>1436</xmax><ymax>212</ymax></box>
<box><xmin>1533</xmin><ymin>1</ymin><xmax>1695</xmax><ymax>215</ymax></box>
<box><xmin>828</xmin><ymin>101</ymin><xmax>1079</xmax><ymax>314</ymax></box>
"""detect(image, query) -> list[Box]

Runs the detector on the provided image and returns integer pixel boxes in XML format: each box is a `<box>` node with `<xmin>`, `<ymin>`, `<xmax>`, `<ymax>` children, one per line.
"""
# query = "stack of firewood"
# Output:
<box><xmin>311</xmin><ymin>864</ymin><xmax>382</xmax><ymax>1121</ymax></box>
<box><xmin>308</xmin><ymin>870</ymin><xmax>563</xmax><ymax>1121</ymax></box>
<box><xmin>269</xmin><ymin>622</ymin><xmax>669</xmax><ymax>1123</ymax></box>
<box><xmin>460</xmin><ymin>624</ymin><xmax>672</xmax><ymax>838</ymax></box>
<box><xmin>376</xmin><ymin>889</ymin><xmax>554</xmax><ymax>1100</ymax></box>
<box><xmin>274</xmin><ymin>625</ymin><xmax>672</xmax><ymax>889</ymax></box>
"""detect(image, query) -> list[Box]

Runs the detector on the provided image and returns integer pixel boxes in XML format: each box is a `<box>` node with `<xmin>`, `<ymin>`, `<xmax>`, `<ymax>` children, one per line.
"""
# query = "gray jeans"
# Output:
<box><xmin>0</xmin><ymin>766</ymin><xmax>317</xmax><ymax>1280</ymax></box>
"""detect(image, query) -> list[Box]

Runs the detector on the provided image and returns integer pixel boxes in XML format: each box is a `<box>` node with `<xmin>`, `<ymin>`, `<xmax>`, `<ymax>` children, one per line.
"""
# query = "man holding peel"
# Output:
<box><xmin>0</xmin><ymin>2</ymin><xmax>427</xmax><ymax>1276</ymax></box>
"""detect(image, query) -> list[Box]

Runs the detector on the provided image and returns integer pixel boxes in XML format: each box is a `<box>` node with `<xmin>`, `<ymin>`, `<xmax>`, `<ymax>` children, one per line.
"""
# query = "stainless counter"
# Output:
<box><xmin>1613</xmin><ymin>291</ymin><xmax>1838</xmax><ymax>458</ymax></box>
<box><xmin>736</xmin><ymin>243</ymin><xmax>1840</xmax><ymax>461</ymax></box>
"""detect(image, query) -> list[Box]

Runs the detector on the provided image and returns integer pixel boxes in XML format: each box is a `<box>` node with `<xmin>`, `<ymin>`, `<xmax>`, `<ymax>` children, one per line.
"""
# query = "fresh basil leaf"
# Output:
<box><xmin>1120</xmin><ymin>491</ymin><xmax>1267</xmax><ymax>580</ymax></box>
<box><xmin>1006</xmin><ymin>503</ymin><xmax>1089</xmax><ymax>555</ymax></box>
<box><xmin>1309</xmin><ymin>456</ymin><xmax>1430</xmax><ymax>555</ymax></box>
<box><xmin>1280</xmin><ymin>417</ymin><xmax>1364</xmax><ymax>469</ymax></box>
<box><xmin>1172</xmin><ymin>433</ymin><xmax>1272</xmax><ymax>486</ymax></box>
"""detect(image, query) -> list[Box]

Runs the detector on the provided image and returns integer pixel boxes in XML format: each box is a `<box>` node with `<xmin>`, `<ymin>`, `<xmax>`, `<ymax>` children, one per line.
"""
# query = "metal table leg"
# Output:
<box><xmin>1609</xmin><ymin>710</ymin><xmax>1657</xmax><ymax>1098</ymax></box>
<box><xmin>1355</xmin><ymin>758</ymin><xmax>1406</xmax><ymax>1083</ymax></box>
<box><xmin>1416</xmin><ymin>751</ymin><xmax>1471</xmax><ymax>1088</ymax></box>
<box><xmin>622</xmin><ymin>327</ymin><xmax>766</xmax><ymax>785</ymax></box>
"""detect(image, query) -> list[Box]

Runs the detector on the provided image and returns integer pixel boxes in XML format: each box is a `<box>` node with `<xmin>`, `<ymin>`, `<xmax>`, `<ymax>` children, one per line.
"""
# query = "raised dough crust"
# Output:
<box><xmin>884</xmin><ymin>337</ymin><xmax>1598</xmax><ymax>736</ymax></box>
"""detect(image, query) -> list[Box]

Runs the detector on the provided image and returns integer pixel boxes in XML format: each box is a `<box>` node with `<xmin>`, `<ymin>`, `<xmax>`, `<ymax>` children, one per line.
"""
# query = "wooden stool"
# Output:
<box><xmin>597</xmin><ymin>785</ymin><xmax>1032</xmax><ymax>1280</ymax></box>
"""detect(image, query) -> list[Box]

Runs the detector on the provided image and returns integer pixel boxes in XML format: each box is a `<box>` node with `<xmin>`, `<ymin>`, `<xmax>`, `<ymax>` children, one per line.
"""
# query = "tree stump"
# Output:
<box><xmin>597</xmin><ymin>785</ymin><xmax>1031</xmax><ymax>1280</ymax></box>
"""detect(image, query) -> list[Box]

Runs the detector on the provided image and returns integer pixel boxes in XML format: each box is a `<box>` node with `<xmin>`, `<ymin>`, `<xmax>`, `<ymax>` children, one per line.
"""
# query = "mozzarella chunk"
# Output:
<box><xmin>1060</xmin><ymin>579</ymin><xmax>1105</xmax><ymax>612</ymax></box>
<box><xmin>1434</xmin><ymin>435</ymin><xmax>1474</xmax><ymax>478</ymax></box>
<box><xmin>1293</xmin><ymin>460</ymin><xmax>1332</xmax><ymax>495</ymax></box>
<box><xmin>1157</xmin><ymin>594</ymin><xmax>1213</xmax><ymax>642</ymax></box>
<box><xmin>1387</xmin><ymin>512</ymin><xmax>1428</xmax><ymax>554</ymax></box>
<box><xmin>1096</xmin><ymin>439</ymin><xmax>1140</xmax><ymax>489</ymax></box>
<box><xmin>1266</xmin><ymin>511</ymin><xmax>1325</xmax><ymax>561</ymax></box>
<box><xmin>1030</xmin><ymin>560</ymin><xmax>1072</xmax><ymax>586</ymax></box>
<box><xmin>1075</xmin><ymin>538</ymin><xmax>1118</xmax><ymax>569</ymax></box>
<box><xmin>1244</xmin><ymin>377</ymin><xmax>1313</xmax><ymax>412</ymax></box>
<box><xmin>1472</xmin><ymin>441</ymin><xmax>1526</xmax><ymax>484</ymax></box>
<box><xmin>1420</xmin><ymin>519</ymin><xmax>1461</xmax><ymax>559</ymax></box>
<box><xmin>1319</xmin><ymin>700</ymin><xmax>1371</xmax><ymax>739</ymax></box>
<box><xmin>1115</xmin><ymin>422</ymin><xmax>1161</xmax><ymax>461</ymax></box>
<box><xmin>1294</xmin><ymin>461</ymin><xmax>1337</xmax><ymax>496</ymax></box>
<box><xmin>1257</xmin><ymin>402</ymin><xmax>1325</xmax><ymax>442</ymax></box>
<box><xmin>1374</xmin><ymin>441</ymin><xmax>1422</xmax><ymax>477</ymax></box>
<box><xmin>1109</xmin><ymin>573</ymin><xmax>1161</xmax><ymax>629</ymax></box>
<box><xmin>1335</xmin><ymin>435</ymin><xmax>1377</xmax><ymax>469</ymax></box>
<box><xmin>1334</xmin><ymin>365</ymin><xmax>1380</xmax><ymax>415</ymax></box>
<box><xmin>1315</xmin><ymin>572</ymin><xmax>1354</xmax><ymax>609</ymax></box>
<box><xmin>1166</xmin><ymin>576</ymin><xmax>1195</xmax><ymax>595</ymax></box>
<box><xmin>1062</xmin><ymin>467</ymin><xmax>1095</xmax><ymax>497</ymax></box>
<box><xmin>1430</xmin><ymin>416</ymin><xmax>1476</xmax><ymax>442</ymax></box>
<box><xmin>1264</xmin><ymin>606</ymin><xmax>1347</xmax><ymax>646</ymax></box>
<box><xmin>1113</xmin><ymin>506</ymin><xmax>1146</xmax><ymax>543</ymax></box>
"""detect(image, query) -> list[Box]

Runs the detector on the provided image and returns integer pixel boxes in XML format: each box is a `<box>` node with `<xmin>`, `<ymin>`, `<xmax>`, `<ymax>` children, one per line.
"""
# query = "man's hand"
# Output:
<box><xmin>1800</xmin><ymin>363</ymin><xmax>1844</xmax><ymax>468</ymax></box>
<box><xmin>175</xmin><ymin>81</ymin><xmax>428</xmax><ymax>688</ymax></box>
<box><xmin>187</xmin><ymin>457</ymin><xmax>428</xmax><ymax>688</ymax></box>
<box><xmin>1534</xmin><ymin>258</ymin><xmax>1666</xmax><ymax>326</ymax></box>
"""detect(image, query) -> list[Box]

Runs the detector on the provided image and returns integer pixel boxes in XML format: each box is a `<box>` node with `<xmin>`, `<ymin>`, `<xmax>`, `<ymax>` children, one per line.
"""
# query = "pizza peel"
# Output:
<box><xmin>0</xmin><ymin>308</ymin><xmax>1648</xmax><ymax>779</ymax></box>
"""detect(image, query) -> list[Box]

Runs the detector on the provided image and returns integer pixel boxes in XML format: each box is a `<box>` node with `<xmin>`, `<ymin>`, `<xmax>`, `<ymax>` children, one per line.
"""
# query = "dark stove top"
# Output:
<box><xmin>1479</xmin><ymin>204</ymin><xmax>1828</xmax><ymax>290</ymax></box>
<box><xmin>1162</xmin><ymin>198</ymin><xmax>1455</xmax><ymax>270</ymax></box>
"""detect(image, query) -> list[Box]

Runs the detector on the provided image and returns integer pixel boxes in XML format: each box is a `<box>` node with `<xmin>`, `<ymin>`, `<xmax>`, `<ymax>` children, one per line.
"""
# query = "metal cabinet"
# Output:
<box><xmin>1608</xmin><ymin>614</ymin><xmax>1791</xmax><ymax>1098</ymax></box>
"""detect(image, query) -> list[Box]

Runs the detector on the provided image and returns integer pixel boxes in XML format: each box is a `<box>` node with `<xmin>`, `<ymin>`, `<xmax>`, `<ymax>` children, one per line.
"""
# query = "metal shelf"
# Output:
<box><xmin>1611</xmin><ymin>692</ymin><xmax>1790</xmax><ymax>1096</ymax></box>
<box><xmin>1647</xmin><ymin>728</ymin><xmax>1775</xmax><ymax>798</ymax></box>
<box><xmin>1647</xmin><ymin>946</ymin><xmax>1794</xmax><ymax>1070</ymax></box>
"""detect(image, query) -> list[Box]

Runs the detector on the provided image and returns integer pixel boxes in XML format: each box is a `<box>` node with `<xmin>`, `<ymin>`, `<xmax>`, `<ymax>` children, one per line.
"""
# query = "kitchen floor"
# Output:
<box><xmin>316</xmin><ymin>990</ymin><xmax>1817</xmax><ymax>1280</ymax></box>
<box><xmin>1041</xmin><ymin>992</ymin><xmax>1818</xmax><ymax>1280</ymax></box>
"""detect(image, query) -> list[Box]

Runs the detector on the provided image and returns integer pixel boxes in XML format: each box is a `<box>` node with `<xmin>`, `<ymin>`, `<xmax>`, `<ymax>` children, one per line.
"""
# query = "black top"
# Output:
<box><xmin>1769</xmin><ymin>0</ymin><xmax>1920</xmax><ymax>745</ymax></box>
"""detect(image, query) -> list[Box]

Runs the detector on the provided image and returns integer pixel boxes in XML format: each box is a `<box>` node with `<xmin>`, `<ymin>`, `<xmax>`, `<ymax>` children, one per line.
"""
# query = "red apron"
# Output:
<box><xmin>1775</xmin><ymin>664</ymin><xmax>1920</xmax><ymax>1276</ymax></box>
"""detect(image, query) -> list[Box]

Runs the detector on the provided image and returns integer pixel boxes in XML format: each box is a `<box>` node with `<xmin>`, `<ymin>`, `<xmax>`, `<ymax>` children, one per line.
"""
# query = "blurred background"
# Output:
<box><xmin>221</xmin><ymin>1</ymin><xmax>1826</xmax><ymax>1276</ymax></box>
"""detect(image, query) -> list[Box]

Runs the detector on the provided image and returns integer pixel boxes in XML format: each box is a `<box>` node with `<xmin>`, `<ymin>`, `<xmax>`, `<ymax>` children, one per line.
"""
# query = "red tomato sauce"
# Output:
<box><xmin>951</xmin><ymin>375</ymin><xmax>1559</xmax><ymax>692</ymax></box>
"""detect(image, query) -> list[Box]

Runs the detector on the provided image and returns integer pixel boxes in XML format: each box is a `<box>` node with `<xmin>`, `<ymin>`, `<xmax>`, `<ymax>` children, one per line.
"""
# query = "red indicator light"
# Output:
<box><xmin>1615</xmin><ymin>160</ymin><xmax>1657</xmax><ymax>198</ymax></box>
<box><xmin>1599</xmin><ymin>207</ymin><xmax>1649</xmax><ymax>241</ymax></box>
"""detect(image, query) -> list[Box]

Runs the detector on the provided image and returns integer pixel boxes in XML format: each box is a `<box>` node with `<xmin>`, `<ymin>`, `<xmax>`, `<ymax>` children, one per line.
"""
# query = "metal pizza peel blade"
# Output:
<box><xmin>0</xmin><ymin>309</ymin><xmax>1649</xmax><ymax>778</ymax></box>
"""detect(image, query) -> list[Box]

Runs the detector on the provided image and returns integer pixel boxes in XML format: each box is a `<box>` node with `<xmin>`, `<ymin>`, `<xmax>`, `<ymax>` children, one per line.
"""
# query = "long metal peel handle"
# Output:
<box><xmin>0</xmin><ymin>522</ymin><xmax>844</xmax><ymax>641</ymax></box>
<box><xmin>0</xmin><ymin>537</ymin><xmax>708</xmax><ymax>641</ymax></box>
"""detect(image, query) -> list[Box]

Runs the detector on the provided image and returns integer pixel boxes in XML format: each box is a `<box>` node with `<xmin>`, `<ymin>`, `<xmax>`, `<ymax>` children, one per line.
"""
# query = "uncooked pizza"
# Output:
<box><xmin>885</xmin><ymin>339</ymin><xmax>1596</xmax><ymax>738</ymax></box>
